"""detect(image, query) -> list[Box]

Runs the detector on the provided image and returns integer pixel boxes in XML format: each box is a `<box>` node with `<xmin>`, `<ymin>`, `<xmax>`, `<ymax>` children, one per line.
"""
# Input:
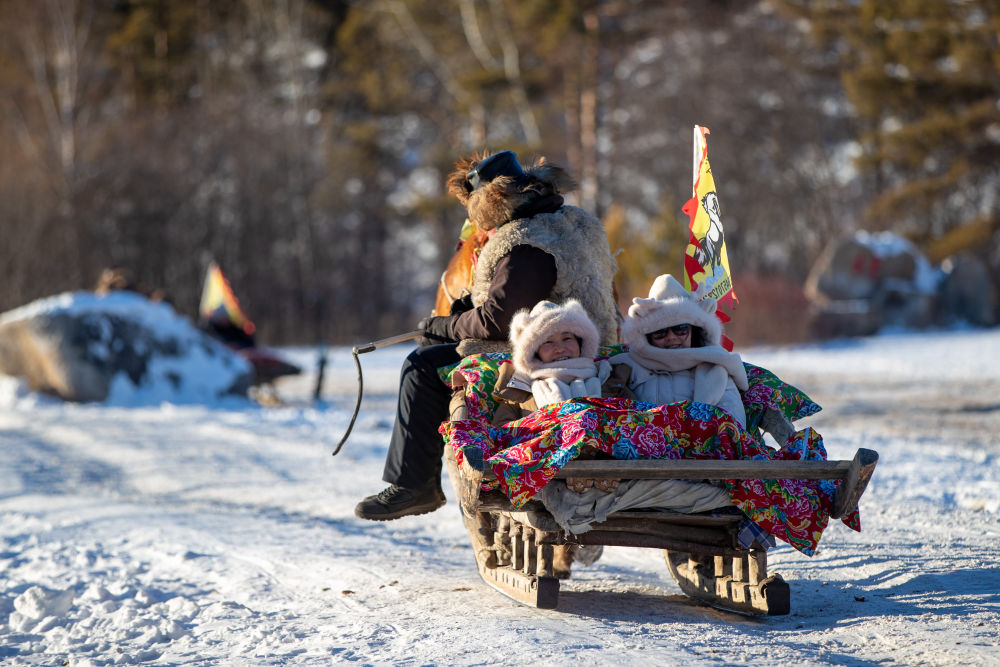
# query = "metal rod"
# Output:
<box><xmin>330</xmin><ymin>330</ymin><xmax>423</xmax><ymax>456</ymax></box>
<box><xmin>312</xmin><ymin>344</ymin><xmax>328</xmax><ymax>402</ymax></box>
<box><xmin>352</xmin><ymin>330</ymin><xmax>423</xmax><ymax>355</ymax></box>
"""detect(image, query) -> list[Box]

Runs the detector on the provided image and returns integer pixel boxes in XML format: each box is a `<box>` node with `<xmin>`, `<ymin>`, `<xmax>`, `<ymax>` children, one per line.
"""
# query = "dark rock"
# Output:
<box><xmin>805</xmin><ymin>232</ymin><xmax>939</xmax><ymax>338</ymax></box>
<box><xmin>0</xmin><ymin>292</ymin><xmax>252</xmax><ymax>403</ymax></box>
<box><xmin>939</xmin><ymin>252</ymin><xmax>998</xmax><ymax>327</ymax></box>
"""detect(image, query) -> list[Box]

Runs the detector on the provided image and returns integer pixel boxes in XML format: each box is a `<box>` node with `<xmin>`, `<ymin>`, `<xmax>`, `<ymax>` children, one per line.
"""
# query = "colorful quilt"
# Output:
<box><xmin>438</xmin><ymin>350</ymin><xmax>860</xmax><ymax>556</ymax></box>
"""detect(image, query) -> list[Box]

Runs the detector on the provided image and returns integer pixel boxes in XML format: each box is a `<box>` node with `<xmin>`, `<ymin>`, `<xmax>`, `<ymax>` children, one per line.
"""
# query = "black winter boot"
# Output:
<box><xmin>354</xmin><ymin>481</ymin><xmax>446</xmax><ymax>521</ymax></box>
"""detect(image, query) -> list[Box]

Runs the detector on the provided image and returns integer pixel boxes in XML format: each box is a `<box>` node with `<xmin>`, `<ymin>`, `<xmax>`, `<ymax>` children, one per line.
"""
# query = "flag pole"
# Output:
<box><xmin>692</xmin><ymin>126</ymin><xmax>700</xmax><ymax>197</ymax></box>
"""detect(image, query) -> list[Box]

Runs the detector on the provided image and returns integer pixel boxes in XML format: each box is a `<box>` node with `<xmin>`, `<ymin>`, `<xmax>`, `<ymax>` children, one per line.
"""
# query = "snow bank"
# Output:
<box><xmin>743</xmin><ymin>328</ymin><xmax>1000</xmax><ymax>382</ymax></box>
<box><xmin>0</xmin><ymin>291</ymin><xmax>252</xmax><ymax>405</ymax></box>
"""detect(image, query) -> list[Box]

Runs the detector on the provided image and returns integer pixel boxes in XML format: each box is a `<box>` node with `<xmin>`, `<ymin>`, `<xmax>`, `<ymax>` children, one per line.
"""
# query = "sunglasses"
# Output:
<box><xmin>648</xmin><ymin>324</ymin><xmax>691</xmax><ymax>339</ymax></box>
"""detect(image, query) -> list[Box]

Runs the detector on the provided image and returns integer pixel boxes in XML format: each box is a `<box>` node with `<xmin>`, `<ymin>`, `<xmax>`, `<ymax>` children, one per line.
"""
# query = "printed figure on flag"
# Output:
<box><xmin>682</xmin><ymin>126</ymin><xmax>738</xmax><ymax>310</ymax></box>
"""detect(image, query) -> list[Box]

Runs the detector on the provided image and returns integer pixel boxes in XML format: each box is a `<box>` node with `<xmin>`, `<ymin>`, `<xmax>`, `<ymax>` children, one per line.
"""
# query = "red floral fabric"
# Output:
<box><xmin>439</xmin><ymin>352</ymin><xmax>861</xmax><ymax>556</ymax></box>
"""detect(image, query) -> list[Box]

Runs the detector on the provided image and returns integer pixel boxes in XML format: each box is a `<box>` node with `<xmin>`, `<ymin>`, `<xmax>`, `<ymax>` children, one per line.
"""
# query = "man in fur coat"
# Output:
<box><xmin>355</xmin><ymin>149</ymin><xmax>619</xmax><ymax>521</ymax></box>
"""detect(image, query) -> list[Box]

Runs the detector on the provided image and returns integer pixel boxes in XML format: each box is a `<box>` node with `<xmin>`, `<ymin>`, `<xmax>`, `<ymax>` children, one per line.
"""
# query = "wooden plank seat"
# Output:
<box><xmin>444</xmin><ymin>413</ymin><xmax>879</xmax><ymax>615</ymax></box>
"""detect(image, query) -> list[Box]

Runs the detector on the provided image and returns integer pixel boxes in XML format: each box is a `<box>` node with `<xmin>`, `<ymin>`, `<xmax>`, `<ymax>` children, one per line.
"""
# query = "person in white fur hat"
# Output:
<box><xmin>619</xmin><ymin>274</ymin><xmax>749</xmax><ymax>428</ymax></box>
<box><xmin>497</xmin><ymin>298</ymin><xmax>633</xmax><ymax>502</ymax></box>
<box><xmin>488</xmin><ymin>299</ymin><xmax>634</xmax><ymax>424</ymax></box>
<box><xmin>508</xmin><ymin>299</ymin><xmax>610</xmax><ymax>408</ymax></box>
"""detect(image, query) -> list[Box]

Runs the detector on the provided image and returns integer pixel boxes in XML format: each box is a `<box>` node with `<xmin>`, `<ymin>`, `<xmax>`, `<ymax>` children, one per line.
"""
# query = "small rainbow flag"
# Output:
<box><xmin>199</xmin><ymin>262</ymin><xmax>256</xmax><ymax>336</ymax></box>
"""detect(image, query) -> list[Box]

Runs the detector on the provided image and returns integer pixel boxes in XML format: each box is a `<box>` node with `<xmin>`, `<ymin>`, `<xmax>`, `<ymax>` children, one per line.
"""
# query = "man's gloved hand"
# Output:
<box><xmin>417</xmin><ymin>315</ymin><xmax>457</xmax><ymax>347</ymax></box>
<box><xmin>449</xmin><ymin>293</ymin><xmax>474</xmax><ymax>315</ymax></box>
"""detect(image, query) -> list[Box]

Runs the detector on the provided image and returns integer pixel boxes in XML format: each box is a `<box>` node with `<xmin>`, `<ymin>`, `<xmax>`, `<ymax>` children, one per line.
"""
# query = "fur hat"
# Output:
<box><xmin>621</xmin><ymin>274</ymin><xmax>723</xmax><ymax>350</ymax></box>
<box><xmin>509</xmin><ymin>299</ymin><xmax>600</xmax><ymax>373</ymax></box>
<box><xmin>446</xmin><ymin>150</ymin><xmax>576</xmax><ymax>231</ymax></box>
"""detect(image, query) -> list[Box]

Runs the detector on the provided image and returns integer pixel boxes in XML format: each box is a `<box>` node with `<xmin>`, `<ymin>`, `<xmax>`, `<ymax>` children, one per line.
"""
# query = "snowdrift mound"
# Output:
<box><xmin>0</xmin><ymin>291</ymin><xmax>252</xmax><ymax>404</ymax></box>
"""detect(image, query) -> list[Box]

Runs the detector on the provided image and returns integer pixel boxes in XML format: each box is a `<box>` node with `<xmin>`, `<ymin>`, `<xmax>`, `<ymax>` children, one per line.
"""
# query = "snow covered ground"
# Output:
<box><xmin>1</xmin><ymin>328</ymin><xmax>999</xmax><ymax>665</ymax></box>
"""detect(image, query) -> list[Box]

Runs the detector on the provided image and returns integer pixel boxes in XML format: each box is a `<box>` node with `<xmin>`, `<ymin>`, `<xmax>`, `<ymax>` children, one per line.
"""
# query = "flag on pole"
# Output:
<box><xmin>681</xmin><ymin>126</ymin><xmax>737</xmax><ymax>349</ymax></box>
<box><xmin>199</xmin><ymin>261</ymin><xmax>256</xmax><ymax>337</ymax></box>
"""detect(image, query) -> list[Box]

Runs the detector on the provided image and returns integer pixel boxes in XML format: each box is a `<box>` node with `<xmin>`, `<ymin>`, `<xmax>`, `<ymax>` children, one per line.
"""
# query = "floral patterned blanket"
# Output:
<box><xmin>437</xmin><ymin>349</ymin><xmax>860</xmax><ymax>556</ymax></box>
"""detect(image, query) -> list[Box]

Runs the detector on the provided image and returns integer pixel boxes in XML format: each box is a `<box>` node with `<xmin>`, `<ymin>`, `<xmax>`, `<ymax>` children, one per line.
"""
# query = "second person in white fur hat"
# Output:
<box><xmin>619</xmin><ymin>274</ymin><xmax>749</xmax><ymax>428</ymax></box>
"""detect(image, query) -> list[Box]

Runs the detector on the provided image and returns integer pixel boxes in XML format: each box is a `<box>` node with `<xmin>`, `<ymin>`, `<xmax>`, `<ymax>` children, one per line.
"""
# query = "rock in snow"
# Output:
<box><xmin>0</xmin><ymin>291</ymin><xmax>251</xmax><ymax>403</ymax></box>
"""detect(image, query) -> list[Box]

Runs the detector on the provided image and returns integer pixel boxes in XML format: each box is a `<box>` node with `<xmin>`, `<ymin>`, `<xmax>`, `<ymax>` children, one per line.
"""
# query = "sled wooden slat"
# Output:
<box><xmin>444</xmin><ymin>446</ymin><xmax>564</xmax><ymax>609</ymax></box>
<box><xmin>571</xmin><ymin>530</ymin><xmax>744</xmax><ymax>557</ymax></box>
<box><xmin>554</xmin><ymin>458</ymin><xmax>854</xmax><ymax>480</ymax></box>
<box><xmin>469</xmin><ymin>454</ymin><xmax>878</xmax><ymax>481</ymax></box>
<box><xmin>605</xmin><ymin>510</ymin><xmax>742</xmax><ymax>526</ymax></box>
<box><xmin>831</xmin><ymin>448</ymin><xmax>879</xmax><ymax>519</ymax></box>
<box><xmin>583</xmin><ymin>517</ymin><xmax>735</xmax><ymax>548</ymax></box>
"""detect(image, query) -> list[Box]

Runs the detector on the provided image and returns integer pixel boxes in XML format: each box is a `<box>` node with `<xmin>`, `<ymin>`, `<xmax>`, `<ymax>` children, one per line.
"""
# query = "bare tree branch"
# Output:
<box><xmin>487</xmin><ymin>0</ymin><xmax>540</xmax><ymax>146</ymax></box>
<box><xmin>458</xmin><ymin>0</ymin><xmax>498</xmax><ymax>70</ymax></box>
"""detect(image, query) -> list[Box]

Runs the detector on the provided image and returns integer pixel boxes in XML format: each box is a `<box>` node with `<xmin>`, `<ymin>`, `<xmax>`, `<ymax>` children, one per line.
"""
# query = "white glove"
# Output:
<box><xmin>532</xmin><ymin>378</ymin><xmax>571</xmax><ymax>408</ymax></box>
<box><xmin>578</xmin><ymin>376</ymin><xmax>602</xmax><ymax>398</ymax></box>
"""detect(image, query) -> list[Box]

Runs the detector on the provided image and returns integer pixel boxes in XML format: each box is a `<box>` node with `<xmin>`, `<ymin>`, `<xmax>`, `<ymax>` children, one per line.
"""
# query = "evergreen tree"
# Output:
<box><xmin>788</xmin><ymin>0</ymin><xmax>1000</xmax><ymax>253</ymax></box>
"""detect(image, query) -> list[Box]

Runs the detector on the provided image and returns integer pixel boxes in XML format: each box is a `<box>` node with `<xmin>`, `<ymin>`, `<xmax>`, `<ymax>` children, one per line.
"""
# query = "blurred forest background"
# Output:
<box><xmin>1</xmin><ymin>0</ymin><xmax>998</xmax><ymax>345</ymax></box>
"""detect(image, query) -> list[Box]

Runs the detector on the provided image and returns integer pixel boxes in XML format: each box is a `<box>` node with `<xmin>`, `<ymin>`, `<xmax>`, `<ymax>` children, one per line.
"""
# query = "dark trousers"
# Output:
<box><xmin>382</xmin><ymin>343</ymin><xmax>460</xmax><ymax>488</ymax></box>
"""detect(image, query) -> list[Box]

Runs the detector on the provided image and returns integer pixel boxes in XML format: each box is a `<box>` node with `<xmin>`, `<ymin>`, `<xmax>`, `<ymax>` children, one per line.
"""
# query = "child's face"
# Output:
<box><xmin>537</xmin><ymin>331</ymin><xmax>582</xmax><ymax>363</ymax></box>
<box><xmin>647</xmin><ymin>323</ymin><xmax>692</xmax><ymax>349</ymax></box>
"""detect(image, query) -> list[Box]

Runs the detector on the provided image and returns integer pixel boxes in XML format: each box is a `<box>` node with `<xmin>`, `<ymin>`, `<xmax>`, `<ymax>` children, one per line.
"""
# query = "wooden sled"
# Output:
<box><xmin>444</xmin><ymin>404</ymin><xmax>878</xmax><ymax>615</ymax></box>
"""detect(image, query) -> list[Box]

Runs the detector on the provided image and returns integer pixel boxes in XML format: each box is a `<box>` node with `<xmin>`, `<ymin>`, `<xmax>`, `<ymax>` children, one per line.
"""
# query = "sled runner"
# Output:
<box><xmin>442</xmin><ymin>377</ymin><xmax>878</xmax><ymax>616</ymax></box>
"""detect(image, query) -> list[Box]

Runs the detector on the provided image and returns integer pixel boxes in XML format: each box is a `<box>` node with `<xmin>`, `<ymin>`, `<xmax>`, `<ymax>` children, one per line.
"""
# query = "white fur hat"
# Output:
<box><xmin>621</xmin><ymin>274</ymin><xmax>723</xmax><ymax>350</ymax></box>
<box><xmin>509</xmin><ymin>299</ymin><xmax>600</xmax><ymax>373</ymax></box>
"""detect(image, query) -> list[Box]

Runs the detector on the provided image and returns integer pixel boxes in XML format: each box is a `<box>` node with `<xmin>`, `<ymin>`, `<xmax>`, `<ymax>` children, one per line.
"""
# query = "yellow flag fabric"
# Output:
<box><xmin>682</xmin><ymin>126</ymin><xmax>737</xmax><ymax>310</ymax></box>
<box><xmin>458</xmin><ymin>218</ymin><xmax>476</xmax><ymax>243</ymax></box>
<box><xmin>199</xmin><ymin>262</ymin><xmax>256</xmax><ymax>335</ymax></box>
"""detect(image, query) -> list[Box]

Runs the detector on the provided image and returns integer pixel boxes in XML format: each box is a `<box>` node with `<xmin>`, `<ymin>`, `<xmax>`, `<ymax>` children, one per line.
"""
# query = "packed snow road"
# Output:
<box><xmin>1</xmin><ymin>330</ymin><xmax>998</xmax><ymax>665</ymax></box>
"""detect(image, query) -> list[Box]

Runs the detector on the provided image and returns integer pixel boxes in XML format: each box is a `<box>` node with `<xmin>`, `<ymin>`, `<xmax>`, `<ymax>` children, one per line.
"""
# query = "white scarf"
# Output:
<box><xmin>527</xmin><ymin>358</ymin><xmax>611</xmax><ymax>408</ymax></box>
<box><xmin>628</xmin><ymin>344</ymin><xmax>748</xmax><ymax>391</ymax></box>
